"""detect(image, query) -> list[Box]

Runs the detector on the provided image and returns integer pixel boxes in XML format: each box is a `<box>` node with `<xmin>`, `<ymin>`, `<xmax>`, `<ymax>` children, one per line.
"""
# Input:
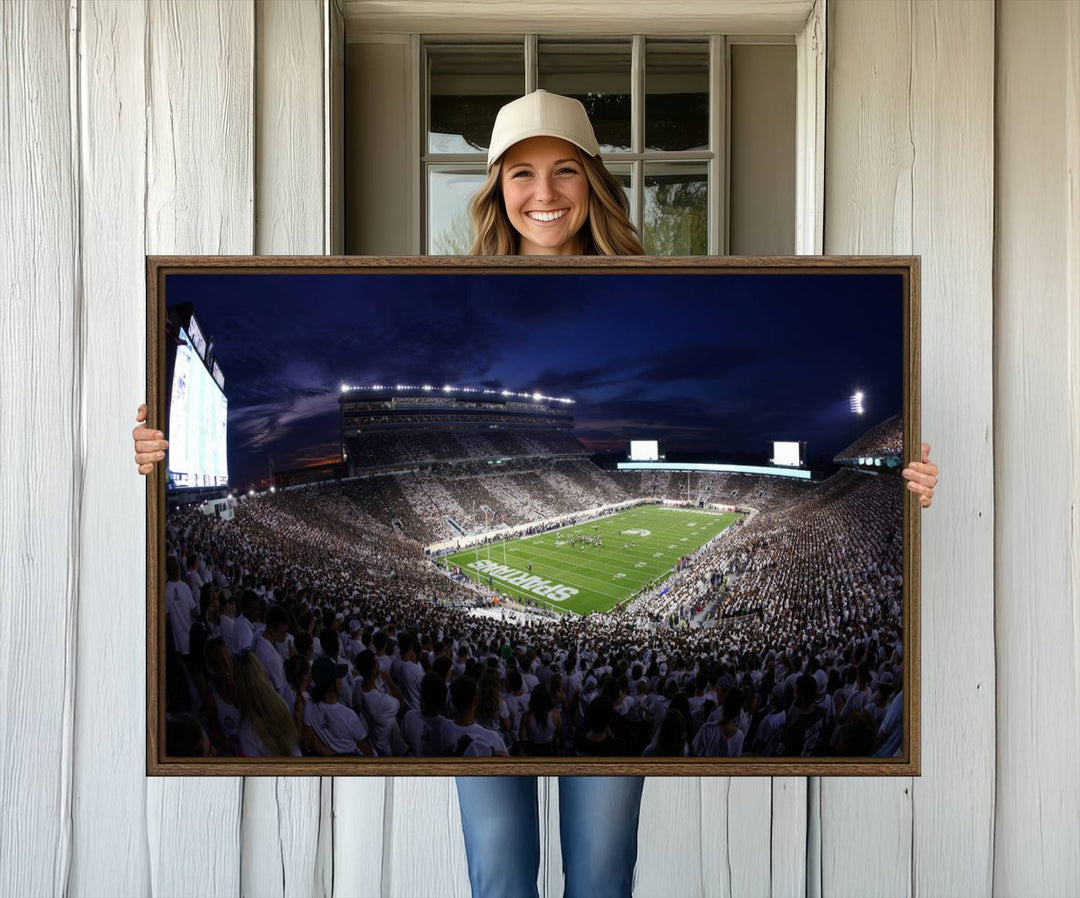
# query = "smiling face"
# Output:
<box><xmin>499</xmin><ymin>136</ymin><xmax>590</xmax><ymax>255</ymax></box>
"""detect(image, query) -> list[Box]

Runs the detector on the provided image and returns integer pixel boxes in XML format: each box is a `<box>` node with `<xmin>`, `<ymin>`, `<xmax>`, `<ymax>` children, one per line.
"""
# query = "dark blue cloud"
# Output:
<box><xmin>166</xmin><ymin>269</ymin><xmax>904</xmax><ymax>485</ymax></box>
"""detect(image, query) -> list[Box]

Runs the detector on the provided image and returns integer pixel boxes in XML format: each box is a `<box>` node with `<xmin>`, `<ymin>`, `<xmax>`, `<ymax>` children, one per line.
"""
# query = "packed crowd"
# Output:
<box><xmin>346</xmin><ymin>428</ymin><xmax>588</xmax><ymax>469</ymax></box>
<box><xmin>709</xmin><ymin>469</ymin><xmax>903</xmax><ymax>646</ymax></box>
<box><xmin>164</xmin><ymin>462</ymin><xmax>906</xmax><ymax>761</ymax></box>
<box><xmin>833</xmin><ymin>414</ymin><xmax>903</xmax><ymax>463</ymax></box>
<box><xmin>613</xmin><ymin>470</ymin><xmax>812</xmax><ymax>512</ymax></box>
<box><xmin>324</xmin><ymin>460</ymin><xmax>807</xmax><ymax>544</ymax></box>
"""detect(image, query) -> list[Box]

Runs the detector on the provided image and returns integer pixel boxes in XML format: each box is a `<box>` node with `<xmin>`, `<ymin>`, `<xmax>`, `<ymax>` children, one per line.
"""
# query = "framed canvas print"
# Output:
<box><xmin>146</xmin><ymin>255</ymin><xmax>920</xmax><ymax>776</ymax></box>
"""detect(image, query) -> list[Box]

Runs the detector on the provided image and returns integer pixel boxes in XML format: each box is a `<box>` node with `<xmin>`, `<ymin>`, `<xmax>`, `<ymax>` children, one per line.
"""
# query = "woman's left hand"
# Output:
<box><xmin>902</xmin><ymin>442</ymin><xmax>938</xmax><ymax>508</ymax></box>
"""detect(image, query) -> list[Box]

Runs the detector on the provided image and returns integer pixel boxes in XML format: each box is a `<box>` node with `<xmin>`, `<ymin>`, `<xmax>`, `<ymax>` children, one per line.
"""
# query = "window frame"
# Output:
<box><xmin>414</xmin><ymin>8</ymin><xmax>824</xmax><ymax>257</ymax></box>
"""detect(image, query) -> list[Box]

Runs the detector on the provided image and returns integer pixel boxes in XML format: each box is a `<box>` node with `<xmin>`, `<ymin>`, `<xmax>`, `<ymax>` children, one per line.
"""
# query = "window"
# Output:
<box><xmin>422</xmin><ymin>35</ymin><xmax>795</xmax><ymax>256</ymax></box>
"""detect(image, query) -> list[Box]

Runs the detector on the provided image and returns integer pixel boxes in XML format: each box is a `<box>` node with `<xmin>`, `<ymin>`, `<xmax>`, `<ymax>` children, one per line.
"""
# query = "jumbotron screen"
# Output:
<box><xmin>629</xmin><ymin>440</ymin><xmax>659</xmax><ymax>461</ymax></box>
<box><xmin>772</xmin><ymin>441</ymin><xmax>802</xmax><ymax>467</ymax></box>
<box><xmin>168</xmin><ymin>327</ymin><xmax>228</xmax><ymax>488</ymax></box>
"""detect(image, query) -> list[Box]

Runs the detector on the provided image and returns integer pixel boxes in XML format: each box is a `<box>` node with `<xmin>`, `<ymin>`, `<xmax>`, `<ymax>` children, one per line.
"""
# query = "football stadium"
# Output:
<box><xmin>162</xmin><ymin>277</ymin><xmax>907</xmax><ymax>761</ymax></box>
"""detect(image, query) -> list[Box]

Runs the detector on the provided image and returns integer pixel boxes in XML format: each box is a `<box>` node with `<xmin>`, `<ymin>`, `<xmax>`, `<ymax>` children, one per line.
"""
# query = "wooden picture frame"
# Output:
<box><xmin>147</xmin><ymin>255</ymin><xmax>920</xmax><ymax>776</ymax></box>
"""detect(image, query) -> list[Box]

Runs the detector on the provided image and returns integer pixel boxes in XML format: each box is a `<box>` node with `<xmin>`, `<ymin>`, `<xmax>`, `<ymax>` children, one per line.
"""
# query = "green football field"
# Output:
<box><xmin>441</xmin><ymin>505</ymin><xmax>743</xmax><ymax>616</ymax></box>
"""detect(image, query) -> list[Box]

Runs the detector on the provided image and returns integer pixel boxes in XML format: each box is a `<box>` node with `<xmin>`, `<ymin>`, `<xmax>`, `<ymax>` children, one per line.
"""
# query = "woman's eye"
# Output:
<box><xmin>557</xmin><ymin>167</ymin><xmax>580</xmax><ymax>176</ymax></box>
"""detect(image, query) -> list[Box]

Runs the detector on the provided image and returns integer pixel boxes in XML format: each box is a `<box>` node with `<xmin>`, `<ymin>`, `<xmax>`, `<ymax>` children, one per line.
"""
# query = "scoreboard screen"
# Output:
<box><xmin>168</xmin><ymin>327</ymin><xmax>229</xmax><ymax>488</ymax></box>
<box><xmin>771</xmin><ymin>441</ymin><xmax>803</xmax><ymax>467</ymax></box>
<box><xmin>629</xmin><ymin>440</ymin><xmax>659</xmax><ymax>461</ymax></box>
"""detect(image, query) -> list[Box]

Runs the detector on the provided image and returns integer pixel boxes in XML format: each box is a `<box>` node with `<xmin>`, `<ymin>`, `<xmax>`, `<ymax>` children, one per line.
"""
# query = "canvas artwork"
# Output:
<box><xmin>147</xmin><ymin>256</ymin><xmax>920</xmax><ymax>776</ymax></box>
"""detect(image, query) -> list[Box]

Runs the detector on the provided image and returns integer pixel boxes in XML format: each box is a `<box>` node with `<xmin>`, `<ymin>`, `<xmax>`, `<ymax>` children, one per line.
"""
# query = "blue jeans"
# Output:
<box><xmin>455</xmin><ymin>776</ymin><xmax>646</xmax><ymax>898</ymax></box>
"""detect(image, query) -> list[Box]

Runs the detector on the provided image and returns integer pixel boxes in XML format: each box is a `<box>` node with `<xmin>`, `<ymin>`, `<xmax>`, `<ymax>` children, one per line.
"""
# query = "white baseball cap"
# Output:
<box><xmin>486</xmin><ymin>90</ymin><xmax>601</xmax><ymax>169</ymax></box>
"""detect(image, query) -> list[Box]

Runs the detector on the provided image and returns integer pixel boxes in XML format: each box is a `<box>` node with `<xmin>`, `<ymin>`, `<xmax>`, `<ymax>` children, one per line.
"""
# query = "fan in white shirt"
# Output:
<box><xmin>185</xmin><ymin>553</ymin><xmax>205</xmax><ymax>597</ymax></box>
<box><xmin>441</xmin><ymin>675</ymin><xmax>509</xmax><ymax>758</ymax></box>
<box><xmin>402</xmin><ymin>671</ymin><xmax>452</xmax><ymax>757</ymax></box>
<box><xmin>301</xmin><ymin>656</ymin><xmax>372</xmax><ymax>756</ymax></box>
<box><xmin>503</xmin><ymin>670</ymin><xmax>530</xmax><ymax>744</ymax></box>
<box><xmin>452</xmin><ymin>645</ymin><xmax>470</xmax><ymax>680</ymax></box>
<box><xmin>353</xmin><ymin>650</ymin><xmax>409</xmax><ymax>756</ymax></box>
<box><xmin>562</xmin><ymin>660</ymin><xmax>583</xmax><ymax>708</ymax></box>
<box><xmin>217</xmin><ymin>595</ymin><xmax>236</xmax><ymax>652</ymax></box>
<box><xmin>253</xmin><ymin>605</ymin><xmax>291</xmax><ymax>702</ymax></box>
<box><xmin>752</xmin><ymin>685</ymin><xmax>790</xmax><ymax>756</ymax></box>
<box><xmin>230</xmin><ymin>592</ymin><xmax>261</xmax><ymax>654</ymax></box>
<box><xmin>372</xmin><ymin>631</ymin><xmax>394</xmax><ymax>693</ymax></box>
<box><xmin>692</xmin><ymin>690</ymin><xmax>747</xmax><ymax>758</ymax></box>
<box><xmin>393</xmin><ymin>633</ymin><xmax>425</xmax><ymax>712</ymax></box>
<box><xmin>319</xmin><ymin>629</ymin><xmax>356</xmax><ymax>710</ymax></box>
<box><xmin>164</xmin><ymin>556</ymin><xmax>198</xmax><ymax>656</ymax></box>
<box><xmin>344</xmin><ymin>619</ymin><xmax>364</xmax><ymax>662</ymax></box>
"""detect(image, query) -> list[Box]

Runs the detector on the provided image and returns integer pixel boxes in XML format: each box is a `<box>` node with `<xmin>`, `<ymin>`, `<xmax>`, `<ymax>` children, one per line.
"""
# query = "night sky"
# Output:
<box><xmin>166</xmin><ymin>271</ymin><xmax>904</xmax><ymax>488</ymax></box>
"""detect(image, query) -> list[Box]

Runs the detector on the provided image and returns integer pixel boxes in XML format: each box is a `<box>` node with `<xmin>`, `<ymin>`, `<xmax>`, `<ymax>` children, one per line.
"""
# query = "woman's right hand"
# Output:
<box><xmin>133</xmin><ymin>403</ymin><xmax>169</xmax><ymax>474</ymax></box>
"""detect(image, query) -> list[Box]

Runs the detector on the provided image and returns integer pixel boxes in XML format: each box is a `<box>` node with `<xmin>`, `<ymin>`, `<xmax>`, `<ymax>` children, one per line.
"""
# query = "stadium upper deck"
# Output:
<box><xmin>339</xmin><ymin>385</ymin><xmax>585</xmax><ymax>474</ymax></box>
<box><xmin>339</xmin><ymin>385</ymin><xmax>574</xmax><ymax>433</ymax></box>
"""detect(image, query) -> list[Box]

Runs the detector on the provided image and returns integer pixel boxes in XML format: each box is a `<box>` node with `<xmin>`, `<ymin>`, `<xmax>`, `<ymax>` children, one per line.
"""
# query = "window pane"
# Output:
<box><xmin>538</xmin><ymin>40</ymin><xmax>632</xmax><ymax>153</ymax></box>
<box><xmin>428</xmin><ymin>167</ymin><xmax>487</xmax><ymax>254</ymax></box>
<box><xmin>604</xmin><ymin>163</ymin><xmax>634</xmax><ymax>223</ymax></box>
<box><xmin>643</xmin><ymin>163</ymin><xmax>707</xmax><ymax>255</ymax></box>
<box><xmin>645</xmin><ymin>40</ymin><xmax>709</xmax><ymax>152</ymax></box>
<box><xmin>428</xmin><ymin>44</ymin><xmax>524</xmax><ymax>154</ymax></box>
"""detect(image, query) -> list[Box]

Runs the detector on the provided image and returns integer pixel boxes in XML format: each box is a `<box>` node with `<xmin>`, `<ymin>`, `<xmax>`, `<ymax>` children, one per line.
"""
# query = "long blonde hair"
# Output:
<box><xmin>468</xmin><ymin>150</ymin><xmax>645</xmax><ymax>256</ymax></box>
<box><xmin>234</xmin><ymin>650</ymin><xmax>299</xmax><ymax>756</ymax></box>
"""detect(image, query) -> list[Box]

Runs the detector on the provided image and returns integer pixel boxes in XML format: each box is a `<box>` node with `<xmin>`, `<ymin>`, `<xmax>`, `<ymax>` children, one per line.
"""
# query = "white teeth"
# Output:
<box><xmin>527</xmin><ymin>209</ymin><xmax>567</xmax><ymax>222</ymax></box>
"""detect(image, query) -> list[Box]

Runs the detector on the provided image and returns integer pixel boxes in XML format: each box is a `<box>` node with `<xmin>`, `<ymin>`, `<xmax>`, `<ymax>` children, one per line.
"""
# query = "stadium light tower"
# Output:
<box><xmin>850</xmin><ymin>389</ymin><xmax>865</xmax><ymax>441</ymax></box>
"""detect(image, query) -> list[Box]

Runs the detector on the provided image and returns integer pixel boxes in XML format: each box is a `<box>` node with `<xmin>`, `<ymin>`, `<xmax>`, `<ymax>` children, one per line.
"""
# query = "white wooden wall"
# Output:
<box><xmin>1</xmin><ymin>1</ymin><xmax>1077</xmax><ymax>896</ymax></box>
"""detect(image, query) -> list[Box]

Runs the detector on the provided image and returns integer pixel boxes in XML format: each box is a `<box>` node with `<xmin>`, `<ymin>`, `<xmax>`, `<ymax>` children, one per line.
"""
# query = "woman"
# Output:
<box><xmin>475</xmin><ymin>668</ymin><xmax>512</xmax><ymax>746</ymax></box>
<box><xmin>548</xmin><ymin>673</ymin><xmax>571</xmax><ymax>734</ymax></box>
<box><xmin>519</xmin><ymin>682</ymin><xmax>563</xmax><ymax>756</ymax></box>
<box><xmin>232</xmin><ymin>649</ymin><xmax>301</xmax><ymax>757</ymax></box>
<box><xmin>201</xmin><ymin>636</ymin><xmax>241</xmax><ymax>755</ymax></box>
<box><xmin>132</xmin><ymin>89</ymin><xmax>940</xmax><ymax>898</ymax></box>
<box><xmin>284</xmin><ymin>653</ymin><xmax>311</xmax><ymax>739</ymax></box>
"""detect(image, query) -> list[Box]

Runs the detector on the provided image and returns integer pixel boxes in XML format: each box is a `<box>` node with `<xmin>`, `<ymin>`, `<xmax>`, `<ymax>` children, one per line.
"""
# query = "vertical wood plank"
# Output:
<box><xmin>824</xmin><ymin>3</ymin><xmax>997</xmax><ymax>897</ymax></box>
<box><xmin>698</xmin><ymin>779</ymin><xmax>728</xmax><ymax>898</ymax></box>
<box><xmin>825</xmin><ymin>0</ymin><xmax>913</xmax><ymax>256</ymax></box>
<box><xmin>314</xmin><ymin>779</ymin><xmax>335</xmax><ymax>898</ymax></box>
<box><xmin>147</xmin><ymin>778</ymin><xmax>243</xmax><ymax>898</ymax></box>
<box><xmin>241</xmin><ymin>778</ymin><xmax>326</xmax><ymax>898</ymax></box>
<box><xmin>144</xmin><ymin>2</ymin><xmax>254</xmax><ymax>893</ymax></box>
<box><xmin>805</xmin><ymin>778</ymin><xmax>821</xmax><ymax>898</ymax></box>
<box><xmin>994</xmin><ymin>2</ymin><xmax>1080</xmax><ymax>894</ymax></box>
<box><xmin>326</xmin><ymin>0</ymin><xmax>345</xmax><ymax>254</ymax></box>
<box><xmin>331</xmin><ymin>778</ymin><xmax>387</xmax><ymax>898</ymax></box>
<box><xmin>144</xmin><ymin>0</ymin><xmax>255</xmax><ymax>258</ymax></box>
<box><xmin>242</xmin><ymin>2</ymin><xmax>327</xmax><ymax>896</ymax></box>
<box><xmin>908</xmin><ymin>2</ymin><xmax>995</xmax><ymax>896</ymax></box>
<box><xmin>771</xmin><ymin>778</ymin><xmax>808</xmax><ymax>898</ymax></box>
<box><xmin>634</xmin><ymin>778</ymin><xmax>705</xmax><ymax>898</ymax></box>
<box><xmin>0</xmin><ymin>1</ymin><xmax>78</xmax><ymax>894</ymax></box>
<box><xmin>705</xmin><ymin>779</ymin><xmax>773</xmax><ymax>897</ymax></box>
<box><xmin>382</xmin><ymin>778</ymin><xmax>471</xmax><ymax>898</ymax></box>
<box><xmin>795</xmin><ymin>0</ymin><xmax>825</xmax><ymax>255</ymax></box>
<box><xmin>254</xmin><ymin>0</ymin><xmax>325</xmax><ymax>256</ymax></box>
<box><xmin>70</xmin><ymin>1</ymin><xmax>152</xmax><ymax>895</ymax></box>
